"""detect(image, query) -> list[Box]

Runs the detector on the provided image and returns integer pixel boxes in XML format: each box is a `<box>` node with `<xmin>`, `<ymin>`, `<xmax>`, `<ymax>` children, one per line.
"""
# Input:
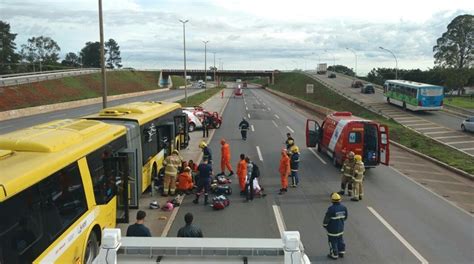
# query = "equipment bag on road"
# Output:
<box><xmin>212</xmin><ymin>195</ymin><xmax>230</xmax><ymax>210</ymax></box>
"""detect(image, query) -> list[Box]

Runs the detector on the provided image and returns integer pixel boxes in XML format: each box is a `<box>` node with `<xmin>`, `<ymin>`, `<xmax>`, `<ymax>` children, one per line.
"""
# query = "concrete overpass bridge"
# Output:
<box><xmin>159</xmin><ymin>69</ymin><xmax>276</xmax><ymax>87</ymax></box>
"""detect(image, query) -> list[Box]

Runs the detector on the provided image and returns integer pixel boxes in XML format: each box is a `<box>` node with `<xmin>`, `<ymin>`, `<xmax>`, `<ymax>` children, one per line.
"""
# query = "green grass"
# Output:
<box><xmin>268</xmin><ymin>72</ymin><xmax>474</xmax><ymax>175</ymax></box>
<box><xmin>170</xmin><ymin>76</ymin><xmax>186</xmax><ymax>89</ymax></box>
<box><xmin>444</xmin><ymin>96</ymin><xmax>474</xmax><ymax>109</ymax></box>
<box><xmin>177</xmin><ymin>87</ymin><xmax>224</xmax><ymax>107</ymax></box>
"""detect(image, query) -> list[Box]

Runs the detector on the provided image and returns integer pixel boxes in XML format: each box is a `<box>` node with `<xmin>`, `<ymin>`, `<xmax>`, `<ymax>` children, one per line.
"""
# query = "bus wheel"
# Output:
<box><xmin>402</xmin><ymin>102</ymin><xmax>407</xmax><ymax>111</ymax></box>
<box><xmin>387</xmin><ymin>97</ymin><xmax>390</xmax><ymax>103</ymax></box>
<box><xmin>84</xmin><ymin>232</ymin><xmax>99</xmax><ymax>264</ymax></box>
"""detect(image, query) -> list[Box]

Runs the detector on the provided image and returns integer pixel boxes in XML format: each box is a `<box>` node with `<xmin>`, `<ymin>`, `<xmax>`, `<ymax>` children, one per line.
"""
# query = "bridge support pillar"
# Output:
<box><xmin>158</xmin><ymin>72</ymin><xmax>172</xmax><ymax>88</ymax></box>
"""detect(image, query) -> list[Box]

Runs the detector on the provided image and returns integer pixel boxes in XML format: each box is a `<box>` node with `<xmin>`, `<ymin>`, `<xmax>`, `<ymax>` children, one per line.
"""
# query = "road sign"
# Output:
<box><xmin>306</xmin><ymin>84</ymin><xmax>314</xmax><ymax>94</ymax></box>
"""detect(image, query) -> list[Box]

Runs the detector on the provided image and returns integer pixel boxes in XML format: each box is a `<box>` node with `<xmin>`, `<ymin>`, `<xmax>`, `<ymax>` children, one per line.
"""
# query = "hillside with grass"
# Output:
<box><xmin>0</xmin><ymin>71</ymin><xmax>184</xmax><ymax>111</ymax></box>
<box><xmin>267</xmin><ymin>72</ymin><xmax>474</xmax><ymax>174</ymax></box>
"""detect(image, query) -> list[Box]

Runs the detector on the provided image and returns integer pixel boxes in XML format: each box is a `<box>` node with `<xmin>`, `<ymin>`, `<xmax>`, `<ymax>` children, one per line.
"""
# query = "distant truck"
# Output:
<box><xmin>317</xmin><ymin>63</ymin><xmax>327</xmax><ymax>74</ymax></box>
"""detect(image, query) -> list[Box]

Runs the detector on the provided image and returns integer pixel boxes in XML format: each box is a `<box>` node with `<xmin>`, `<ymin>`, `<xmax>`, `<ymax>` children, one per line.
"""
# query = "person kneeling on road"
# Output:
<box><xmin>351</xmin><ymin>155</ymin><xmax>365</xmax><ymax>201</ymax></box>
<box><xmin>323</xmin><ymin>193</ymin><xmax>348</xmax><ymax>260</ymax></box>
<box><xmin>193</xmin><ymin>158</ymin><xmax>213</xmax><ymax>205</ymax></box>
<box><xmin>177</xmin><ymin>167</ymin><xmax>194</xmax><ymax>195</ymax></box>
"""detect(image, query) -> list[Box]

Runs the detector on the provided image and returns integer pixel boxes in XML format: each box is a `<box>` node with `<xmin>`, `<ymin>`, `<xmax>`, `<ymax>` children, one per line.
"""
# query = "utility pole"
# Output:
<box><xmin>203</xmin><ymin>40</ymin><xmax>209</xmax><ymax>90</ymax></box>
<box><xmin>213</xmin><ymin>52</ymin><xmax>216</xmax><ymax>84</ymax></box>
<box><xmin>379</xmin><ymin>46</ymin><xmax>398</xmax><ymax>80</ymax></box>
<box><xmin>346</xmin><ymin>47</ymin><xmax>357</xmax><ymax>79</ymax></box>
<box><xmin>179</xmin><ymin>19</ymin><xmax>189</xmax><ymax>102</ymax></box>
<box><xmin>98</xmin><ymin>0</ymin><xmax>107</xmax><ymax>108</ymax></box>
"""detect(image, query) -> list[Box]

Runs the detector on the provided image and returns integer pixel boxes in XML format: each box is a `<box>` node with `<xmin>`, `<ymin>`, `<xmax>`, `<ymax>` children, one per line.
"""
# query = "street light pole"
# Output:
<box><xmin>179</xmin><ymin>19</ymin><xmax>189</xmax><ymax>102</ymax></box>
<box><xmin>346</xmin><ymin>47</ymin><xmax>357</xmax><ymax>78</ymax></box>
<box><xmin>203</xmin><ymin>40</ymin><xmax>209</xmax><ymax>89</ymax></box>
<box><xmin>379</xmin><ymin>46</ymin><xmax>398</xmax><ymax>80</ymax></box>
<box><xmin>213</xmin><ymin>52</ymin><xmax>216</xmax><ymax>84</ymax></box>
<box><xmin>98</xmin><ymin>0</ymin><xmax>107</xmax><ymax>108</ymax></box>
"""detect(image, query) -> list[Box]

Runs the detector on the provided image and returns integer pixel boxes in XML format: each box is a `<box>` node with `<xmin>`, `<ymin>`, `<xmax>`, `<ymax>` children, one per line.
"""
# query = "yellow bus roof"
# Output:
<box><xmin>0</xmin><ymin>119</ymin><xmax>126</xmax><ymax>201</ymax></box>
<box><xmin>85</xmin><ymin>101</ymin><xmax>182</xmax><ymax>125</ymax></box>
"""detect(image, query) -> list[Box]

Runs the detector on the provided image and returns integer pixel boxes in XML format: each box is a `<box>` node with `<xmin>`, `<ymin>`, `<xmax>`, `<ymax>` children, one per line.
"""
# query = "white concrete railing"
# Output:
<box><xmin>0</xmin><ymin>69</ymin><xmax>100</xmax><ymax>87</ymax></box>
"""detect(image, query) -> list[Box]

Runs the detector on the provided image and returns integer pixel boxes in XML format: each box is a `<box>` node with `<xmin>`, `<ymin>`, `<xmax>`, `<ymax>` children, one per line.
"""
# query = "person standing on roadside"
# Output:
<box><xmin>289</xmin><ymin>145</ymin><xmax>300</xmax><ymax>187</ymax></box>
<box><xmin>279</xmin><ymin>149</ymin><xmax>291</xmax><ymax>194</ymax></box>
<box><xmin>285</xmin><ymin>133</ymin><xmax>295</xmax><ymax>154</ymax></box>
<box><xmin>236</xmin><ymin>154</ymin><xmax>247</xmax><ymax>195</ymax></box>
<box><xmin>162</xmin><ymin>149</ymin><xmax>182</xmax><ymax>197</ymax></box>
<box><xmin>177</xmin><ymin>213</ymin><xmax>203</xmax><ymax>237</ymax></box>
<box><xmin>218</xmin><ymin>138</ymin><xmax>234</xmax><ymax>177</ymax></box>
<box><xmin>323</xmin><ymin>193</ymin><xmax>348</xmax><ymax>260</ymax></box>
<box><xmin>202</xmin><ymin>114</ymin><xmax>209</xmax><ymax>138</ymax></box>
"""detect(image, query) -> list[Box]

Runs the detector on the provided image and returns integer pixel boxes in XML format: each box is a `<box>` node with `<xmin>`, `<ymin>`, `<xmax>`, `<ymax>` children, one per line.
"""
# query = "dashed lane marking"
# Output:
<box><xmin>256</xmin><ymin>146</ymin><xmax>263</xmax><ymax>161</ymax></box>
<box><xmin>248</xmin><ymin>113</ymin><xmax>251</xmax><ymax>119</ymax></box>
<box><xmin>246</xmin><ymin>106</ymin><xmax>249</xmax><ymax>110</ymax></box>
<box><xmin>268</xmin><ymin>107</ymin><xmax>272</xmax><ymax>111</ymax></box>
<box><xmin>251</xmin><ymin>125</ymin><xmax>255</xmax><ymax>132</ymax></box>
<box><xmin>308</xmin><ymin>148</ymin><xmax>327</xmax><ymax>165</ymax></box>
<box><xmin>286</xmin><ymin>126</ymin><xmax>294</xmax><ymax>133</ymax></box>
<box><xmin>274</xmin><ymin>114</ymin><xmax>280</xmax><ymax>119</ymax></box>
<box><xmin>368</xmin><ymin>206</ymin><xmax>429</xmax><ymax>264</ymax></box>
<box><xmin>272</xmin><ymin>120</ymin><xmax>278</xmax><ymax>127</ymax></box>
<box><xmin>272</xmin><ymin>205</ymin><xmax>287</xmax><ymax>237</ymax></box>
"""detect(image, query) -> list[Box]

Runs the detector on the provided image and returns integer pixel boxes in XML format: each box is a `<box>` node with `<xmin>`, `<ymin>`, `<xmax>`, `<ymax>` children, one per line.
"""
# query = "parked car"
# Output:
<box><xmin>461</xmin><ymin>117</ymin><xmax>474</xmax><ymax>132</ymax></box>
<box><xmin>183</xmin><ymin>110</ymin><xmax>203</xmax><ymax>132</ymax></box>
<box><xmin>328</xmin><ymin>73</ymin><xmax>336</xmax><ymax>78</ymax></box>
<box><xmin>351</xmin><ymin>80</ymin><xmax>363</xmax><ymax>88</ymax></box>
<box><xmin>361</xmin><ymin>84</ymin><xmax>375</xmax><ymax>94</ymax></box>
<box><xmin>184</xmin><ymin>107</ymin><xmax>223</xmax><ymax>131</ymax></box>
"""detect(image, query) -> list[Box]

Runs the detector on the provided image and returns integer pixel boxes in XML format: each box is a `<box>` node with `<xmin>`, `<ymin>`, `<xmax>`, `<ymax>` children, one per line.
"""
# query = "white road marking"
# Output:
<box><xmin>286</xmin><ymin>126</ymin><xmax>294</xmax><ymax>133</ymax></box>
<box><xmin>268</xmin><ymin>107</ymin><xmax>272</xmax><ymax>111</ymax></box>
<box><xmin>308</xmin><ymin>148</ymin><xmax>327</xmax><ymax>165</ymax></box>
<box><xmin>446</xmin><ymin>140</ymin><xmax>474</xmax><ymax>145</ymax></box>
<box><xmin>263</xmin><ymin>102</ymin><xmax>266</xmax><ymax>105</ymax></box>
<box><xmin>246</xmin><ymin>106</ymin><xmax>249</xmax><ymax>110</ymax></box>
<box><xmin>423</xmin><ymin>131</ymin><xmax>452</xmax><ymax>135</ymax></box>
<box><xmin>50</xmin><ymin>113</ymin><xmax>67</xmax><ymax>118</ymax></box>
<box><xmin>397</xmin><ymin>120</ymin><xmax>425</xmax><ymax>123</ymax></box>
<box><xmin>368</xmin><ymin>206</ymin><xmax>429</xmax><ymax>264</ymax></box>
<box><xmin>274</xmin><ymin>114</ymin><xmax>280</xmax><ymax>119</ymax></box>
<box><xmin>394</xmin><ymin>117</ymin><xmax>418</xmax><ymax>120</ymax></box>
<box><xmin>251</xmin><ymin>125</ymin><xmax>255</xmax><ymax>132</ymax></box>
<box><xmin>408</xmin><ymin>123</ymin><xmax>435</xmax><ymax>126</ymax></box>
<box><xmin>256</xmin><ymin>146</ymin><xmax>263</xmax><ymax>161</ymax></box>
<box><xmin>416</xmin><ymin>127</ymin><xmax>443</xmax><ymax>131</ymax></box>
<box><xmin>272</xmin><ymin>205</ymin><xmax>287</xmax><ymax>237</ymax></box>
<box><xmin>248</xmin><ymin>113</ymin><xmax>251</xmax><ymax>119</ymax></box>
<box><xmin>460</xmin><ymin>147</ymin><xmax>474</xmax><ymax>151</ymax></box>
<box><xmin>433</xmin><ymin>135</ymin><xmax>466</xmax><ymax>139</ymax></box>
<box><xmin>272</xmin><ymin>120</ymin><xmax>278</xmax><ymax>127</ymax></box>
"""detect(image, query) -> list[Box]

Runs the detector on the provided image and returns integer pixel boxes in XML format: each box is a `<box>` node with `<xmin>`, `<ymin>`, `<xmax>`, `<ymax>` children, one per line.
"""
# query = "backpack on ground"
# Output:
<box><xmin>211</xmin><ymin>184</ymin><xmax>232</xmax><ymax>195</ymax></box>
<box><xmin>212</xmin><ymin>195</ymin><xmax>230</xmax><ymax>210</ymax></box>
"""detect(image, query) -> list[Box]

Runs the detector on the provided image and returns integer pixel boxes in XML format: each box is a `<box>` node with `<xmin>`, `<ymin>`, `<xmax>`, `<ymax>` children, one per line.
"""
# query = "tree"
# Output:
<box><xmin>328</xmin><ymin>65</ymin><xmax>355</xmax><ymax>76</ymax></box>
<box><xmin>0</xmin><ymin>21</ymin><xmax>20</xmax><ymax>74</ymax></box>
<box><xmin>433</xmin><ymin>14</ymin><xmax>474</xmax><ymax>69</ymax></box>
<box><xmin>61</xmin><ymin>52</ymin><xmax>80</xmax><ymax>67</ymax></box>
<box><xmin>105</xmin><ymin>38</ymin><xmax>122</xmax><ymax>69</ymax></box>
<box><xmin>80</xmin><ymin>41</ymin><xmax>101</xmax><ymax>68</ymax></box>
<box><xmin>20</xmin><ymin>36</ymin><xmax>61</xmax><ymax>70</ymax></box>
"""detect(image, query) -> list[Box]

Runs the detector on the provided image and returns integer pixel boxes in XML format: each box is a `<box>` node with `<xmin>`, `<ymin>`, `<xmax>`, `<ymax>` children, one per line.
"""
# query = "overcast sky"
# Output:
<box><xmin>1</xmin><ymin>0</ymin><xmax>472</xmax><ymax>75</ymax></box>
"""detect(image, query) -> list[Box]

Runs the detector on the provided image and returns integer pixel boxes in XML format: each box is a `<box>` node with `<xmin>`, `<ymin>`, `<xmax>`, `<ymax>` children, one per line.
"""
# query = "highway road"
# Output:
<box><xmin>0</xmin><ymin>88</ymin><xmax>202</xmax><ymax>134</ymax></box>
<box><xmin>168</xmin><ymin>86</ymin><xmax>474</xmax><ymax>263</ymax></box>
<box><xmin>306</xmin><ymin>71</ymin><xmax>474</xmax><ymax>156</ymax></box>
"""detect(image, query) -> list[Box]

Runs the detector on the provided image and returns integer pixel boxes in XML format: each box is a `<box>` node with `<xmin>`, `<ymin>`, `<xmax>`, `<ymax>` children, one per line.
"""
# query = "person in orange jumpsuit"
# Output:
<box><xmin>177</xmin><ymin>167</ymin><xmax>194</xmax><ymax>194</ymax></box>
<box><xmin>217</xmin><ymin>138</ymin><xmax>234</xmax><ymax>177</ymax></box>
<box><xmin>279</xmin><ymin>149</ymin><xmax>291</xmax><ymax>194</ymax></box>
<box><xmin>236</xmin><ymin>153</ymin><xmax>247</xmax><ymax>195</ymax></box>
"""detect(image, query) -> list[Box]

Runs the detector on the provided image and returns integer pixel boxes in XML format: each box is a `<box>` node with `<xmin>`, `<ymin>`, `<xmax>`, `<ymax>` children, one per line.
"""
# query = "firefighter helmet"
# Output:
<box><xmin>354</xmin><ymin>154</ymin><xmax>362</xmax><ymax>162</ymax></box>
<box><xmin>172</xmin><ymin>149</ymin><xmax>179</xmax><ymax>155</ymax></box>
<box><xmin>331</xmin><ymin>192</ymin><xmax>342</xmax><ymax>202</ymax></box>
<box><xmin>291</xmin><ymin>145</ymin><xmax>299</xmax><ymax>153</ymax></box>
<box><xmin>199</xmin><ymin>141</ymin><xmax>207</xmax><ymax>148</ymax></box>
<box><xmin>347</xmin><ymin>151</ymin><xmax>355</xmax><ymax>159</ymax></box>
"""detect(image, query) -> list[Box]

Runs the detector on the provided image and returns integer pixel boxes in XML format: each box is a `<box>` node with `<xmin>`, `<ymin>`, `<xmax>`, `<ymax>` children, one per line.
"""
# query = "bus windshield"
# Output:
<box><xmin>420</xmin><ymin>87</ymin><xmax>443</xmax><ymax>97</ymax></box>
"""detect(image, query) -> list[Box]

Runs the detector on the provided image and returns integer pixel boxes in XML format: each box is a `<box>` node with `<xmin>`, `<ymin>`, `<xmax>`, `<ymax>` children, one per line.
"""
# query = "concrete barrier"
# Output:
<box><xmin>0</xmin><ymin>88</ymin><xmax>170</xmax><ymax>121</ymax></box>
<box><xmin>264</xmin><ymin>87</ymin><xmax>474</xmax><ymax>180</ymax></box>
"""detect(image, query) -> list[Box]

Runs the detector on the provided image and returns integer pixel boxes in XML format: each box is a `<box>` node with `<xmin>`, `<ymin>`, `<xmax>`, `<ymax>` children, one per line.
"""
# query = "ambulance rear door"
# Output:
<box><xmin>378</xmin><ymin>124</ymin><xmax>390</xmax><ymax>165</ymax></box>
<box><xmin>306</xmin><ymin>119</ymin><xmax>321</xmax><ymax>147</ymax></box>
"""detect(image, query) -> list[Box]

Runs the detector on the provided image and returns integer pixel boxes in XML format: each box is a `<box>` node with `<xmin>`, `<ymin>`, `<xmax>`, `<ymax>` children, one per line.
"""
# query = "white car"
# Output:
<box><xmin>461</xmin><ymin>117</ymin><xmax>474</xmax><ymax>132</ymax></box>
<box><xmin>183</xmin><ymin>110</ymin><xmax>203</xmax><ymax>132</ymax></box>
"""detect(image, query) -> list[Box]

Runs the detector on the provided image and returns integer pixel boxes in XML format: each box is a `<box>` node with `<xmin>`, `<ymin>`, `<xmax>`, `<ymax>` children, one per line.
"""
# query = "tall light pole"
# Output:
<box><xmin>203</xmin><ymin>40</ymin><xmax>209</xmax><ymax>89</ymax></box>
<box><xmin>179</xmin><ymin>19</ymin><xmax>188</xmax><ymax>102</ymax></box>
<box><xmin>346</xmin><ymin>47</ymin><xmax>357</xmax><ymax>78</ymax></box>
<box><xmin>379</xmin><ymin>46</ymin><xmax>398</xmax><ymax>80</ymax></box>
<box><xmin>212</xmin><ymin>52</ymin><xmax>216</xmax><ymax>83</ymax></box>
<box><xmin>98</xmin><ymin>0</ymin><xmax>107</xmax><ymax>108</ymax></box>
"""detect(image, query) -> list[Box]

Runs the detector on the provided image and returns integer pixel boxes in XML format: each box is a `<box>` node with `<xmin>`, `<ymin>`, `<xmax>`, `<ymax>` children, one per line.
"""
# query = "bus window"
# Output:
<box><xmin>141</xmin><ymin>121</ymin><xmax>159</xmax><ymax>165</ymax></box>
<box><xmin>348</xmin><ymin>132</ymin><xmax>361</xmax><ymax>144</ymax></box>
<box><xmin>0</xmin><ymin>162</ymin><xmax>87</xmax><ymax>263</ymax></box>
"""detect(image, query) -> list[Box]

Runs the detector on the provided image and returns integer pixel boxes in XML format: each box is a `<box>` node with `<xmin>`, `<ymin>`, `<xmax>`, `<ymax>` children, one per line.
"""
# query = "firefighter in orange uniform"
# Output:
<box><xmin>279</xmin><ymin>149</ymin><xmax>291</xmax><ymax>194</ymax></box>
<box><xmin>217</xmin><ymin>138</ymin><xmax>234</xmax><ymax>177</ymax></box>
<box><xmin>236</xmin><ymin>154</ymin><xmax>247</xmax><ymax>195</ymax></box>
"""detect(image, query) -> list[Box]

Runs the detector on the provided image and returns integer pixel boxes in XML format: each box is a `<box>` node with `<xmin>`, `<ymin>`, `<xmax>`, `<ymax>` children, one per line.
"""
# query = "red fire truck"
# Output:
<box><xmin>306</xmin><ymin>112</ymin><xmax>390</xmax><ymax>167</ymax></box>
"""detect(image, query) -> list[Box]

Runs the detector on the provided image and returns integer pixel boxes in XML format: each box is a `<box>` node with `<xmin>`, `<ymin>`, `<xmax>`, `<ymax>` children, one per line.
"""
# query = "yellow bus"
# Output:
<box><xmin>85</xmin><ymin>101</ymin><xmax>189</xmax><ymax>208</ymax></box>
<box><xmin>0</xmin><ymin>119</ymin><xmax>131</xmax><ymax>263</ymax></box>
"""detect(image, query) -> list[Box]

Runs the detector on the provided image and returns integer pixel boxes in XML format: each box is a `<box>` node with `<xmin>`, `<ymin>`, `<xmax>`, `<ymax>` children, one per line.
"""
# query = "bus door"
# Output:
<box><xmin>157</xmin><ymin>124</ymin><xmax>174</xmax><ymax>157</ymax></box>
<box><xmin>306</xmin><ymin>119</ymin><xmax>321</xmax><ymax>147</ymax></box>
<box><xmin>114</xmin><ymin>153</ymin><xmax>130</xmax><ymax>223</ymax></box>
<box><xmin>378</xmin><ymin>125</ymin><xmax>390</xmax><ymax>165</ymax></box>
<box><xmin>174</xmin><ymin>114</ymin><xmax>189</xmax><ymax>149</ymax></box>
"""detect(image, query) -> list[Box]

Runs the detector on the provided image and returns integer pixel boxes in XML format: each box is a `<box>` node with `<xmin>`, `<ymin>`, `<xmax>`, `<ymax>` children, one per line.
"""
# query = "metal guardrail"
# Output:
<box><xmin>0</xmin><ymin>69</ymin><xmax>100</xmax><ymax>87</ymax></box>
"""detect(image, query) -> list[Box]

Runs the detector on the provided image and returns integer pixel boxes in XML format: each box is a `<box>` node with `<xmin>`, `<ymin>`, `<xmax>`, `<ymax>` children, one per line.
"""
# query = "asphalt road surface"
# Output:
<box><xmin>0</xmin><ymin>88</ymin><xmax>202</xmax><ymax>134</ymax></box>
<box><xmin>306</xmin><ymin>72</ymin><xmax>474</xmax><ymax>156</ymax></box>
<box><xmin>168</xmin><ymin>86</ymin><xmax>474</xmax><ymax>263</ymax></box>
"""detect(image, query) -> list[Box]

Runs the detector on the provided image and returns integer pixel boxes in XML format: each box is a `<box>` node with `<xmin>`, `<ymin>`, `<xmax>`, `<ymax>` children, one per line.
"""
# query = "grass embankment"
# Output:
<box><xmin>268</xmin><ymin>72</ymin><xmax>474</xmax><ymax>174</ymax></box>
<box><xmin>170</xmin><ymin>76</ymin><xmax>186</xmax><ymax>89</ymax></box>
<box><xmin>0</xmin><ymin>70</ymin><xmax>161</xmax><ymax>111</ymax></box>
<box><xmin>444</xmin><ymin>96</ymin><xmax>474</xmax><ymax>109</ymax></box>
<box><xmin>177</xmin><ymin>86</ymin><xmax>225</xmax><ymax>107</ymax></box>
